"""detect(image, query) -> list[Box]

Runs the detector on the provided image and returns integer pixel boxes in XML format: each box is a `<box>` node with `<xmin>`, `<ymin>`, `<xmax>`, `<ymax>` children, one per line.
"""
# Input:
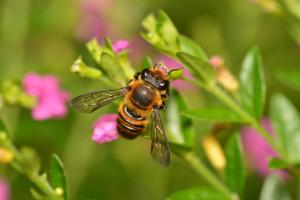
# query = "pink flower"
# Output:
<box><xmin>241</xmin><ymin>118</ymin><xmax>287</xmax><ymax>178</ymax></box>
<box><xmin>92</xmin><ymin>114</ymin><xmax>119</xmax><ymax>144</ymax></box>
<box><xmin>76</xmin><ymin>0</ymin><xmax>114</xmax><ymax>41</ymax></box>
<box><xmin>112</xmin><ymin>40</ymin><xmax>130</xmax><ymax>53</ymax></box>
<box><xmin>0</xmin><ymin>179</ymin><xmax>9</xmax><ymax>200</ymax></box>
<box><xmin>23</xmin><ymin>73</ymin><xmax>69</xmax><ymax>121</ymax></box>
<box><xmin>158</xmin><ymin>56</ymin><xmax>195</xmax><ymax>91</ymax></box>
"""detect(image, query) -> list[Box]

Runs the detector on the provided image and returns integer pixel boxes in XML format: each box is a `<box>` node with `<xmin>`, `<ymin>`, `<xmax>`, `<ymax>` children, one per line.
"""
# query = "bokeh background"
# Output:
<box><xmin>1</xmin><ymin>0</ymin><xmax>300</xmax><ymax>199</ymax></box>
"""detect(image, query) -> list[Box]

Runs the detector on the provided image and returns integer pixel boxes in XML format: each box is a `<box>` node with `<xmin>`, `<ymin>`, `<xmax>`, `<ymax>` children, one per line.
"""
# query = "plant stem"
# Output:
<box><xmin>6</xmin><ymin>140</ymin><xmax>57</xmax><ymax>197</ymax></box>
<box><xmin>29</xmin><ymin>174</ymin><xmax>56</xmax><ymax>197</ymax></box>
<box><xmin>183</xmin><ymin>77</ymin><xmax>279</xmax><ymax>154</ymax></box>
<box><xmin>182</xmin><ymin>152</ymin><xmax>234</xmax><ymax>199</ymax></box>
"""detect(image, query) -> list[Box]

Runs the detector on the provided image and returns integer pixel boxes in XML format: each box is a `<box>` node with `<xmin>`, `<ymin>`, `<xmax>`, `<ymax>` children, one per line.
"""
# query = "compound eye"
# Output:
<box><xmin>141</xmin><ymin>69</ymin><xmax>150</xmax><ymax>79</ymax></box>
<box><xmin>159</xmin><ymin>80</ymin><xmax>169</xmax><ymax>90</ymax></box>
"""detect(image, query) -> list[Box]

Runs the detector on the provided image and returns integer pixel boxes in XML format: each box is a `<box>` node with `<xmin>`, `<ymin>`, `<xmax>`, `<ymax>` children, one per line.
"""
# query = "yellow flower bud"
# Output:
<box><xmin>209</xmin><ymin>56</ymin><xmax>240</xmax><ymax>93</ymax></box>
<box><xmin>0</xmin><ymin>147</ymin><xmax>14</xmax><ymax>163</ymax></box>
<box><xmin>217</xmin><ymin>68</ymin><xmax>239</xmax><ymax>92</ymax></box>
<box><xmin>202</xmin><ymin>135</ymin><xmax>226</xmax><ymax>171</ymax></box>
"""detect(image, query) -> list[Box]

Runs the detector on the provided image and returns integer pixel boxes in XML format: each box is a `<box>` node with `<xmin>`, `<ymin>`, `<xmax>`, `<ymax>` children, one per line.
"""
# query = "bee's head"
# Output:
<box><xmin>141</xmin><ymin>63</ymin><xmax>170</xmax><ymax>90</ymax></box>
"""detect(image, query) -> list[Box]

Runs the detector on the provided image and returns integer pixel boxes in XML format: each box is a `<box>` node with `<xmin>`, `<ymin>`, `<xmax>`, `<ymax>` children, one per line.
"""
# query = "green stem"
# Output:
<box><xmin>5</xmin><ymin>140</ymin><xmax>57</xmax><ymax>197</ymax></box>
<box><xmin>182</xmin><ymin>152</ymin><xmax>234</xmax><ymax>199</ymax></box>
<box><xmin>29</xmin><ymin>174</ymin><xmax>56</xmax><ymax>197</ymax></box>
<box><xmin>183</xmin><ymin>77</ymin><xmax>279</xmax><ymax>154</ymax></box>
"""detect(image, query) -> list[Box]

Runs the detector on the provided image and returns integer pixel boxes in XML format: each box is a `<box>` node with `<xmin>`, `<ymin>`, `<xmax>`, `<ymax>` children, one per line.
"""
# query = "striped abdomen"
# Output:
<box><xmin>117</xmin><ymin>84</ymin><xmax>155</xmax><ymax>139</ymax></box>
<box><xmin>117</xmin><ymin>104</ymin><xmax>148</xmax><ymax>139</ymax></box>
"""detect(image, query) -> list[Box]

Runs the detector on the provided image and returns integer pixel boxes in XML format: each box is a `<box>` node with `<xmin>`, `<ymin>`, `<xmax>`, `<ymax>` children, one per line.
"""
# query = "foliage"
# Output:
<box><xmin>1</xmin><ymin>1</ymin><xmax>300</xmax><ymax>199</ymax></box>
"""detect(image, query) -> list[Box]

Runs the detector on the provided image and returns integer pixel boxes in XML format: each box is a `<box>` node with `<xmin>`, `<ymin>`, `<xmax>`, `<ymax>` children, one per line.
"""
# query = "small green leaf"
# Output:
<box><xmin>168</xmin><ymin>187</ymin><xmax>231</xmax><ymax>200</ymax></box>
<box><xmin>169</xmin><ymin>142</ymin><xmax>193</xmax><ymax>157</ymax></box>
<box><xmin>259</xmin><ymin>175</ymin><xmax>291</xmax><ymax>200</ymax></box>
<box><xmin>181</xmin><ymin>108</ymin><xmax>245</xmax><ymax>123</ymax></box>
<box><xmin>71</xmin><ymin>56</ymin><xmax>102</xmax><ymax>80</ymax></box>
<box><xmin>177</xmin><ymin>52</ymin><xmax>215</xmax><ymax>83</ymax></box>
<box><xmin>270</xmin><ymin>93</ymin><xmax>300</xmax><ymax>163</ymax></box>
<box><xmin>140</xmin><ymin>57</ymin><xmax>153</xmax><ymax>69</ymax></box>
<box><xmin>100</xmin><ymin>53</ymin><xmax>127</xmax><ymax>85</ymax></box>
<box><xmin>178</xmin><ymin>35</ymin><xmax>208</xmax><ymax>60</ymax></box>
<box><xmin>157</xmin><ymin>10</ymin><xmax>179</xmax><ymax>51</ymax></box>
<box><xmin>240</xmin><ymin>47</ymin><xmax>266</xmax><ymax>119</ymax></box>
<box><xmin>169</xmin><ymin>68</ymin><xmax>183</xmax><ymax>80</ymax></box>
<box><xmin>86</xmin><ymin>39</ymin><xmax>103</xmax><ymax>64</ymax></box>
<box><xmin>166</xmin><ymin>90</ymin><xmax>194</xmax><ymax>146</ymax></box>
<box><xmin>141</xmin><ymin>10</ymin><xmax>179</xmax><ymax>56</ymax></box>
<box><xmin>50</xmin><ymin>154</ymin><xmax>68</xmax><ymax>200</ymax></box>
<box><xmin>104</xmin><ymin>37</ymin><xmax>113</xmax><ymax>51</ymax></box>
<box><xmin>268</xmin><ymin>158</ymin><xmax>290</xmax><ymax>170</ymax></box>
<box><xmin>225</xmin><ymin>133</ymin><xmax>245</xmax><ymax>195</ymax></box>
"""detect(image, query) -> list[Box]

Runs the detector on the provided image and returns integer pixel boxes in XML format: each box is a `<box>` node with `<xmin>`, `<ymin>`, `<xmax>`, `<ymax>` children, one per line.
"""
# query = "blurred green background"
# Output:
<box><xmin>1</xmin><ymin>0</ymin><xmax>299</xmax><ymax>199</ymax></box>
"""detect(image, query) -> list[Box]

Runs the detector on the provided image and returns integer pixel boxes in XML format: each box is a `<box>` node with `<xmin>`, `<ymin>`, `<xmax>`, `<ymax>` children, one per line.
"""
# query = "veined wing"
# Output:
<box><xmin>69</xmin><ymin>87</ymin><xmax>129</xmax><ymax>113</ymax></box>
<box><xmin>150</xmin><ymin>108</ymin><xmax>171</xmax><ymax>167</ymax></box>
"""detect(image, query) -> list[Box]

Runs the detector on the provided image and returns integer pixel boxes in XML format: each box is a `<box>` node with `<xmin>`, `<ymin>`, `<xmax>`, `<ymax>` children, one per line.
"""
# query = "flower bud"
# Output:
<box><xmin>209</xmin><ymin>56</ymin><xmax>239</xmax><ymax>93</ymax></box>
<box><xmin>71</xmin><ymin>57</ymin><xmax>102</xmax><ymax>80</ymax></box>
<box><xmin>0</xmin><ymin>148</ymin><xmax>14</xmax><ymax>164</ymax></box>
<box><xmin>202</xmin><ymin>135</ymin><xmax>226</xmax><ymax>171</ymax></box>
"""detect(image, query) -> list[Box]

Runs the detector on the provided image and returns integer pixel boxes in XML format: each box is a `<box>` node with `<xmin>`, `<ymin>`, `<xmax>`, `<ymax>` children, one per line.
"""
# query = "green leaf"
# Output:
<box><xmin>177</xmin><ymin>52</ymin><xmax>215</xmax><ymax>83</ymax></box>
<box><xmin>181</xmin><ymin>108</ymin><xmax>245</xmax><ymax>123</ymax></box>
<box><xmin>268</xmin><ymin>158</ymin><xmax>290</xmax><ymax>170</ymax></box>
<box><xmin>71</xmin><ymin>56</ymin><xmax>102</xmax><ymax>80</ymax></box>
<box><xmin>169</xmin><ymin>142</ymin><xmax>193</xmax><ymax>157</ymax></box>
<box><xmin>141</xmin><ymin>10</ymin><xmax>179</xmax><ymax>56</ymax></box>
<box><xmin>270</xmin><ymin>93</ymin><xmax>300</xmax><ymax>163</ymax></box>
<box><xmin>104</xmin><ymin>37</ymin><xmax>113</xmax><ymax>51</ymax></box>
<box><xmin>157</xmin><ymin>10</ymin><xmax>179</xmax><ymax>50</ymax></box>
<box><xmin>169</xmin><ymin>68</ymin><xmax>183</xmax><ymax>80</ymax></box>
<box><xmin>50</xmin><ymin>154</ymin><xmax>68</xmax><ymax>200</ymax></box>
<box><xmin>178</xmin><ymin>35</ymin><xmax>208</xmax><ymax>60</ymax></box>
<box><xmin>240</xmin><ymin>47</ymin><xmax>266</xmax><ymax>119</ymax></box>
<box><xmin>168</xmin><ymin>187</ymin><xmax>231</xmax><ymax>200</ymax></box>
<box><xmin>225</xmin><ymin>133</ymin><xmax>245</xmax><ymax>195</ymax></box>
<box><xmin>86</xmin><ymin>39</ymin><xmax>104</xmax><ymax>64</ymax></box>
<box><xmin>140</xmin><ymin>56</ymin><xmax>153</xmax><ymax>69</ymax></box>
<box><xmin>166</xmin><ymin>90</ymin><xmax>194</xmax><ymax>146</ymax></box>
<box><xmin>99</xmin><ymin>53</ymin><xmax>127</xmax><ymax>85</ymax></box>
<box><xmin>259</xmin><ymin>175</ymin><xmax>291</xmax><ymax>200</ymax></box>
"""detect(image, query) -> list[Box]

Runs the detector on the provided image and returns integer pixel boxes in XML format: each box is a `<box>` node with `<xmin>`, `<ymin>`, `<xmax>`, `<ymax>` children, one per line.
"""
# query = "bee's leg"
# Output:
<box><xmin>134</xmin><ymin>72</ymin><xmax>141</xmax><ymax>80</ymax></box>
<box><xmin>159</xmin><ymin>101</ymin><xmax>166</xmax><ymax>111</ymax></box>
<box><xmin>161</xmin><ymin>89</ymin><xmax>170</xmax><ymax>99</ymax></box>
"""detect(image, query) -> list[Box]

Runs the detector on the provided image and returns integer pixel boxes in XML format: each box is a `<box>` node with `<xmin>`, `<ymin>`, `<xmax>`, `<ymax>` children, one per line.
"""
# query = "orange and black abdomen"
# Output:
<box><xmin>117</xmin><ymin>84</ymin><xmax>156</xmax><ymax>139</ymax></box>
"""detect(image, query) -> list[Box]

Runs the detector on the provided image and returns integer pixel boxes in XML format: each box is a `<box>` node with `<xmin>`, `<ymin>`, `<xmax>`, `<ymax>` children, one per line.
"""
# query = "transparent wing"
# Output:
<box><xmin>150</xmin><ymin>108</ymin><xmax>171</xmax><ymax>167</ymax></box>
<box><xmin>69</xmin><ymin>87</ymin><xmax>129</xmax><ymax>113</ymax></box>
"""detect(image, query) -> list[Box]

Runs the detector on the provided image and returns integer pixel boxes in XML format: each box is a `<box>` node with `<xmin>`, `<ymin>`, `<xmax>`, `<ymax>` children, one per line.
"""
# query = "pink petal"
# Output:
<box><xmin>241</xmin><ymin>117</ymin><xmax>288</xmax><ymax>179</ymax></box>
<box><xmin>23</xmin><ymin>73</ymin><xmax>69</xmax><ymax>121</ymax></box>
<box><xmin>92</xmin><ymin>114</ymin><xmax>119</xmax><ymax>144</ymax></box>
<box><xmin>112</xmin><ymin>40</ymin><xmax>130</xmax><ymax>53</ymax></box>
<box><xmin>0</xmin><ymin>180</ymin><xmax>9</xmax><ymax>200</ymax></box>
<box><xmin>158</xmin><ymin>55</ymin><xmax>196</xmax><ymax>91</ymax></box>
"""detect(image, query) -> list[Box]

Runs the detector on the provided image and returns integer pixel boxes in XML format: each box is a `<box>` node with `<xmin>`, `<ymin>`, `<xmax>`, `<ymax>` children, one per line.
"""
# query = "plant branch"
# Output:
<box><xmin>183</xmin><ymin>77</ymin><xmax>279</xmax><ymax>154</ymax></box>
<box><xmin>182</xmin><ymin>152</ymin><xmax>235</xmax><ymax>199</ymax></box>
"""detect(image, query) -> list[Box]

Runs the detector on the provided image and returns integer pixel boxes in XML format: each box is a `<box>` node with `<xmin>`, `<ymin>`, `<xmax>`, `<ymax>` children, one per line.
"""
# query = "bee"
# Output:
<box><xmin>70</xmin><ymin>63</ymin><xmax>179</xmax><ymax>166</ymax></box>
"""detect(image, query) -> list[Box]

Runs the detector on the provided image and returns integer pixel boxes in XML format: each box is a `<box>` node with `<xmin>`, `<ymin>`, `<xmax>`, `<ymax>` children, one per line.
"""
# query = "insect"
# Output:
<box><xmin>69</xmin><ymin>63</ymin><xmax>179</xmax><ymax>167</ymax></box>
